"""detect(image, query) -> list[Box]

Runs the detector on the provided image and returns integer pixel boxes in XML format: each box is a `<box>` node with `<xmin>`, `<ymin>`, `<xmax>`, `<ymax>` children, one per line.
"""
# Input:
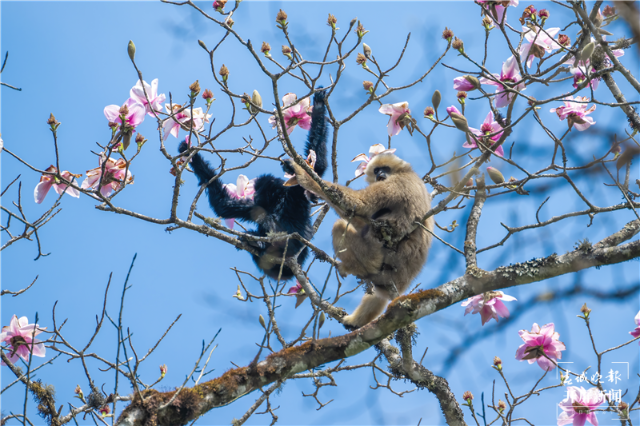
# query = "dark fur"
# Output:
<box><xmin>179</xmin><ymin>91</ymin><xmax>329</xmax><ymax>280</ymax></box>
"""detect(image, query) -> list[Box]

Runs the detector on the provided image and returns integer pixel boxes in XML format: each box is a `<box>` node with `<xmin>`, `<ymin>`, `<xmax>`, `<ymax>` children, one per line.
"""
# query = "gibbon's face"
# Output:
<box><xmin>373</xmin><ymin>166</ymin><xmax>391</xmax><ymax>181</ymax></box>
<box><xmin>365</xmin><ymin>153</ymin><xmax>408</xmax><ymax>184</ymax></box>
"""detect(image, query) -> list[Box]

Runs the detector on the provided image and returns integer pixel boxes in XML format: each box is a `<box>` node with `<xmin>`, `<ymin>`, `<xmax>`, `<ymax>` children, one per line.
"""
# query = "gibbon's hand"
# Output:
<box><xmin>281</xmin><ymin>158</ymin><xmax>295</xmax><ymax>176</ymax></box>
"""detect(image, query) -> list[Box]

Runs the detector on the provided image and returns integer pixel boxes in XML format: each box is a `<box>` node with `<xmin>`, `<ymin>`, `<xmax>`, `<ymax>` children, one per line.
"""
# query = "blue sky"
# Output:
<box><xmin>1</xmin><ymin>1</ymin><xmax>639</xmax><ymax>425</ymax></box>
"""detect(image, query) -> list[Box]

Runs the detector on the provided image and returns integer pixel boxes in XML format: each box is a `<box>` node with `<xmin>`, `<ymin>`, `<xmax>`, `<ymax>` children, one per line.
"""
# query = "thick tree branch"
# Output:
<box><xmin>116</xmin><ymin>220</ymin><xmax>640</xmax><ymax>426</ymax></box>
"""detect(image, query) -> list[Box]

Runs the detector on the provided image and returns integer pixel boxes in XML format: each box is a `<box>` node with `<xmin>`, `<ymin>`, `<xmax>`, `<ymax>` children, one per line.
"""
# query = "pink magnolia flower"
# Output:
<box><xmin>550</xmin><ymin>96</ymin><xmax>596</xmax><ymax>131</ymax></box>
<box><xmin>268</xmin><ymin>93</ymin><xmax>312</xmax><ymax>135</ymax></box>
<box><xmin>288</xmin><ymin>281</ymin><xmax>303</xmax><ymax>295</ymax></box>
<box><xmin>519</xmin><ymin>26</ymin><xmax>561</xmax><ymax>68</ymax></box>
<box><xmin>478</xmin><ymin>0</ymin><xmax>519</xmax><ymax>24</ymax></box>
<box><xmin>379</xmin><ymin>101</ymin><xmax>411</xmax><ymax>137</ymax></box>
<box><xmin>515</xmin><ymin>322</ymin><xmax>566</xmax><ymax>371</ymax></box>
<box><xmin>222</xmin><ymin>175</ymin><xmax>256</xmax><ymax>229</ymax></box>
<box><xmin>81</xmin><ymin>155</ymin><xmax>134</xmax><ymax>198</ymax></box>
<box><xmin>466</xmin><ymin>111</ymin><xmax>505</xmax><ymax>157</ymax></box>
<box><xmin>629</xmin><ymin>310</ymin><xmax>640</xmax><ymax>341</ymax></box>
<box><xmin>162</xmin><ymin>104</ymin><xmax>212</xmax><ymax>140</ymax></box>
<box><xmin>34</xmin><ymin>166</ymin><xmax>81</xmax><ymax>204</ymax></box>
<box><xmin>104</xmin><ymin>98</ymin><xmax>146</xmax><ymax>131</ymax></box>
<box><xmin>130</xmin><ymin>78</ymin><xmax>166</xmax><ymax>117</ymax></box>
<box><xmin>0</xmin><ymin>315</ymin><xmax>46</xmax><ymax>365</ymax></box>
<box><xmin>461</xmin><ymin>291</ymin><xmax>516</xmax><ymax>325</ymax></box>
<box><xmin>571</xmin><ymin>67</ymin><xmax>600</xmax><ymax>90</ymax></box>
<box><xmin>453</xmin><ymin>76</ymin><xmax>476</xmax><ymax>91</ymax></box>
<box><xmin>558</xmin><ymin>386</ymin><xmax>605</xmax><ymax>426</ymax></box>
<box><xmin>287</xmin><ymin>281</ymin><xmax>308</xmax><ymax>308</ymax></box>
<box><xmin>351</xmin><ymin>144</ymin><xmax>397</xmax><ymax>177</ymax></box>
<box><xmin>480</xmin><ymin>56</ymin><xmax>526</xmax><ymax>108</ymax></box>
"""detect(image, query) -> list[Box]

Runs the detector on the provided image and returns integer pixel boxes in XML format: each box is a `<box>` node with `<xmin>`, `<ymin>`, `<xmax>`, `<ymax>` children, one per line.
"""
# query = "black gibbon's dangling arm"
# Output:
<box><xmin>178</xmin><ymin>90</ymin><xmax>329</xmax><ymax>280</ymax></box>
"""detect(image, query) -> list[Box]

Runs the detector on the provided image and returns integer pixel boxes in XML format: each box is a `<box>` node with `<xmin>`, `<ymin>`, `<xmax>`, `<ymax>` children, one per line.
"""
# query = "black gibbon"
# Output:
<box><xmin>285</xmin><ymin>152</ymin><xmax>433</xmax><ymax>327</ymax></box>
<box><xmin>178</xmin><ymin>91</ymin><xmax>329</xmax><ymax>280</ymax></box>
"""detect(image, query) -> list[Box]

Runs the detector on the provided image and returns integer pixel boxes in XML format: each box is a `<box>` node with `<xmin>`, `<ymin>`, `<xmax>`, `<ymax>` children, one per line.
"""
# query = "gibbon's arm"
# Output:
<box><xmin>285</xmin><ymin>160</ymin><xmax>375</xmax><ymax>218</ymax></box>
<box><xmin>179</xmin><ymin>141</ymin><xmax>257</xmax><ymax>221</ymax></box>
<box><xmin>304</xmin><ymin>91</ymin><xmax>329</xmax><ymax>178</ymax></box>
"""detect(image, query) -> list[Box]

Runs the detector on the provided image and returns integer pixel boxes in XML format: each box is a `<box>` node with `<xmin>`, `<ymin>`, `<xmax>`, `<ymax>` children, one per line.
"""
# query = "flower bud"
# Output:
<box><xmin>432</xmin><ymin>90</ymin><xmax>441</xmax><ymax>111</ymax></box>
<box><xmin>213</xmin><ymin>0</ymin><xmax>227</xmax><ymax>11</ymax></box>
<box><xmin>276</xmin><ymin>9</ymin><xmax>288</xmax><ymax>26</ymax></box>
<box><xmin>135</xmin><ymin>133</ymin><xmax>146</xmax><ymax>150</ymax></box>
<box><xmin>202</xmin><ymin>89</ymin><xmax>214</xmax><ymax>104</ymax></box>
<box><xmin>189</xmin><ymin>80</ymin><xmax>201</xmax><ymax>96</ymax></box>
<box><xmin>452</xmin><ymin>37</ymin><xmax>464</xmax><ymax>53</ymax></box>
<box><xmin>261</xmin><ymin>41</ymin><xmax>271</xmax><ymax>57</ymax></box>
<box><xmin>282</xmin><ymin>45</ymin><xmax>293</xmax><ymax>60</ymax></box>
<box><xmin>464</xmin><ymin>75</ymin><xmax>481</xmax><ymax>90</ymax></box>
<box><xmin>465</xmin><ymin>178</ymin><xmax>474</xmax><ymax>187</ymax></box>
<box><xmin>241</xmin><ymin>92</ymin><xmax>251</xmax><ymax>106</ymax></box>
<box><xmin>539</xmin><ymin>9</ymin><xmax>549</xmax><ymax>20</ymax></box>
<box><xmin>558</xmin><ymin>34</ymin><xmax>571</xmax><ymax>47</ymax></box>
<box><xmin>252</xmin><ymin>90</ymin><xmax>263</xmax><ymax>110</ymax></box>
<box><xmin>363</xmin><ymin>81</ymin><xmax>374</xmax><ymax>92</ymax></box>
<box><xmin>424</xmin><ymin>106</ymin><xmax>435</xmax><ymax>119</ymax></box>
<box><xmin>356</xmin><ymin>52</ymin><xmax>368</xmax><ymax>67</ymax></box>
<box><xmin>160</xmin><ymin>364</ymin><xmax>167</xmax><ymax>378</ymax></box>
<box><xmin>487</xmin><ymin>167</ymin><xmax>505</xmax><ymax>184</ymax></box>
<box><xmin>225</xmin><ymin>16</ymin><xmax>234</xmax><ymax>28</ymax></box>
<box><xmin>318</xmin><ymin>312</ymin><xmax>326</xmax><ymax>330</ymax></box>
<box><xmin>198</xmin><ymin>40</ymin><xmax>209</xmax><ymax>52</ymax></box>
<box><xmin>47</xmin><ymin>113</ymin><xmax>60</xmax><ymax>130</ymax></box>
<box><xmin>579</xmin><ymin>41</ymin><xmax>595</xmax><ymax>62</ymax></box>
<box><xmin>127</xmin><ymin>40</ymin><xmax>136</xmax><ymax>62</ymax></box>
<box><xmin>356</xmin><ymin>21</ymin><xmax>368</xmax><ymax>38</ymax></box>
<box><xmin>519</xmin><ymin>5</ymin><xmax>537</xmax><ymax>25</ymax></box>
<box><xmin>119</xmin><ymin>104</ymin><xmax>130</xmax><ymax>116</ymax></box>
<box><xmin>498</xmin><ymin>400</ymin><xmax>506</xmax><ymax>412</ymax></box>
<box><xmin>493</xmin><ymin>356</ymin><xmax>502</xmax><ymax>370</ymax></box>
<box><xmin>74</xmin><ymin>384</ymin><xmax>84</xmax><ymax>400</ymax></box>
<box><xmin>482</xmin><ymin>16</ymin><xmax>494</xmax><ymax>30</ymax></box>
<box><xmin>603</xmin><ymin>5</ymin><xmax>616</xmax><ymax>18</ymax></box>
<box><xmin>463</xmin><ymin>391</ymin><xmax>473</xmax><ymax>404</ymax></box>
<box><xmin>219</xmin><ymin>64</ymin><xmax>229</xmax><ymax>82</ymax></box>
<box><xmin>362</xmin><ymin>43</ymin><xmax>372</xmax><ymax>58</ymax></box>
<box><xmin>450</xmin><ymin>113</ymin><xmax>470</xmax><ymax>133</ymax></box>
<box><xmin>580</xmin><ymin>302</ymin><xmax>591</xmax><ymax>318</ymax></box>
<box><xmin>327</xmin><ymin>14</ymin><xmax>337</xmax><ymax>30</ymax></box>
<box><xmin>619</xmin><ymin>401</ymin><xmax>628</xmax><ymax>414</ymax></box>
<box><xmin>457</xmin><ymin>91</ymin><xmax>468</xmax><ymax>105</ymax></box>
<box><xmin>442</xmin><ymin>27</ymin><xmax>454</xmax><ymax>42</ymax></box>
<box><xmin>259</xmin><ymin>314</ymin><xmax>266</xmax><ymax>329</ymax></box>
<box><xmin>233</xmin><ymin>285</ymin><xmax>243</xmax><ymax>299</ymax></box>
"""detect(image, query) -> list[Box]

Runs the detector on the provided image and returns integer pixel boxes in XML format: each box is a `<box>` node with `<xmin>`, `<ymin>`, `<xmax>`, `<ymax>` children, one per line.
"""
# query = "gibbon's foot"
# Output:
<box><xmin>341</xmin><ymin>314</ymin><xmax>361</xmax><ymax>330</ymax></box>
<box><xmin>336</xmin><ymin>261</ymin><xmax>348</xmax><ymax>278</ymax></box>
<box><xmin>342</xmin><ymin>322</ymin><xmax>358</xmax><ymax>332</ymax></box>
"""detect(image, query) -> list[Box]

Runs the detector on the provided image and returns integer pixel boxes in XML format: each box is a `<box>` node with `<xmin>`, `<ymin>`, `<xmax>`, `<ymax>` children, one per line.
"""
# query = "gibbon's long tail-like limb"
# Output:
<box><xmin>179</xmin><ymin>90</ymin><xmax>329</xmax><ymax>280</ymax></box>
<box><xmin>286</xmin><ymin>152</ymin><xmax>433</xmax><ymax>328</ymax></box>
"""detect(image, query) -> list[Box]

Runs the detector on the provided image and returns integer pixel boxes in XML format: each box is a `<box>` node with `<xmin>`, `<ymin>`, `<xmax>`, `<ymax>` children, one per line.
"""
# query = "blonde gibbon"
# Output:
<box><xmin>284</xmin><ymin>152</ymin><xmax>433</xmax><ymax>328</ymax></box>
